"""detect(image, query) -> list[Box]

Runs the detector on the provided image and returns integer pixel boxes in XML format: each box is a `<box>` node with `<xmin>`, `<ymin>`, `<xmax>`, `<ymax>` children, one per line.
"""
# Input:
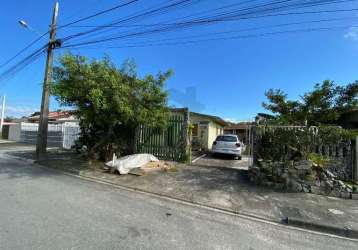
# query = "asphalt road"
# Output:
<box><xmin>0</xmin><ymin>155</ymin><xmax>357</xmax><ymax>250</ymax></box>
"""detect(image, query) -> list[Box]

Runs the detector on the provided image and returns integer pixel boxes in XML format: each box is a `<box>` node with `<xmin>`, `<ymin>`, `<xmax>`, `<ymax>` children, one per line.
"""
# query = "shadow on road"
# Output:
<box><xmin>0</xmin><ymin>156</ymin><xmax>59</xmax><ymax>180</ymax></box>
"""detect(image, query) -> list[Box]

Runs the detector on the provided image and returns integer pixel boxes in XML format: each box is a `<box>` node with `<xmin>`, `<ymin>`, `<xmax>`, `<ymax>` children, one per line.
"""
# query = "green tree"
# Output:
<box><xmin>262</xmin><ymin>80</ymin><xmax>358</xmax><ymax>125</ymax></box>
<box><xmin>262</xmin><ymin>89</ymin><xmax>303</xmax><ymax>124</ymax></box>
<box><xmin>52</xmin><ymin>53</ymin><xmax>172</xmax><ymax>160</ymax></box>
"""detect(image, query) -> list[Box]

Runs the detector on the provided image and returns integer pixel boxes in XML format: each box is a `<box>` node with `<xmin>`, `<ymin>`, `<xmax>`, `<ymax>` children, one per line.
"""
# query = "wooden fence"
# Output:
<box><xmin>134</xmin><ymin>110</ymin><xmax>190</xmax><ymax>162</ymax></box>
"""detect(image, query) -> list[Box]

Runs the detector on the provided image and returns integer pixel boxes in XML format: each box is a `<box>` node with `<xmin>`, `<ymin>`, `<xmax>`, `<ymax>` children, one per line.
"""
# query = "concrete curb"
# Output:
<box><xmin>3</xmin><ymin>152</ymin><xmax>358</xmax><ymax>241</ymax></box>
<box><xmin>282</xmin><ymin>217</ymin><xmax>358</xmax><ymax>239</ymax></box>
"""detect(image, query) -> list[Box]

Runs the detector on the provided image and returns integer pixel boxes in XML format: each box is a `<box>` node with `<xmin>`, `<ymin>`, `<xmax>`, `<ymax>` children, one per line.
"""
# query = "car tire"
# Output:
<box><xmin>236</xmin><ymin>156</ymin><xmax>242</xmax><ymax>160</ymax></box>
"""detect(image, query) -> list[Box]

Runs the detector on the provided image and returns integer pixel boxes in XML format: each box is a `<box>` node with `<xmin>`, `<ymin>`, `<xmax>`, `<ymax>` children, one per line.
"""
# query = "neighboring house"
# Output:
<box><xmin>171</xmin><ymin>108</ymin><xmax>227</xmax><ymax>151</ymax></box>
<box><xmin>224</xmin><ymin>122</ymin><xmax>253</xmax><ymax>144</ymax></box>
<box><xmin>28</xmin><ymin>111</ymin><xmax>78</xmax><ymax>124</ymax></box>
<box><xmin>255</xmin><ymin>113</ymin><xmax>276</xmax><ymax>125</ymax></box>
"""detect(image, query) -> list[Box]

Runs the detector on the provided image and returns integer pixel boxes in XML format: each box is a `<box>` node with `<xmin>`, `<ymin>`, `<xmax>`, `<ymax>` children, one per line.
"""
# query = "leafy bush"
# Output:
<box><xmin>308</xmin><ymin>153</ymin><xmax>329</xmax><ymax>171</ymax></box>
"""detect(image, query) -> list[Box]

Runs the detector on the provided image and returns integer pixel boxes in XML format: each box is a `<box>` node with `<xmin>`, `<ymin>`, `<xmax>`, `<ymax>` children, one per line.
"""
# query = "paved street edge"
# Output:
<box><xmin>2</xmin><ymin>152</ymin><xmax>358</xmax><ymax>241</ymax></box>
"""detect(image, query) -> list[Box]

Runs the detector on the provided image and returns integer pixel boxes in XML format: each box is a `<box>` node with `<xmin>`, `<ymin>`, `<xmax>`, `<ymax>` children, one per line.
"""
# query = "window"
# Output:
<box><xmin>215</xmin><ymin>135</ymin><xmax>238</xmax><ymax>142</ymax></box>
<box><xmin>192</xmin><ymin>124</ymin><xmax>198</xmax><ymax>137</ymax></box>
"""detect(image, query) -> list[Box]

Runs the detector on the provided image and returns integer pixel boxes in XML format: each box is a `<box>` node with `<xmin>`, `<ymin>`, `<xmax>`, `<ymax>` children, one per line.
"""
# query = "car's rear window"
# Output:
<box><xmin>216</xmin><ymin>136</ymin><xmax>237</xmax><ymax>142</ymax></box>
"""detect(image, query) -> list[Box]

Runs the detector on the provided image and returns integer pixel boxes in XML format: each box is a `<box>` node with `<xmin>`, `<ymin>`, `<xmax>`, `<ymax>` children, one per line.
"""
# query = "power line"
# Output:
<box><xmin>60</xmin><ymin>0</ymin><xmax>356</xmax><ymax>47</ymax></box>
<box><xmin>58</xmin><ymin>0</ymin><xmax>140</xmax><ymax>29</ymax></box>
<box><xmin>63</xmin><ymin>0</ymin><xmax>201</xmax><ymax>45</ymax></box>
<box><xmin>65</xmin><ymin>8</ymin><xmax>358</xmax><ymax>29</ymax></box>
<box><xmin>2</xmin><ymin>0</ymin><xmax>357</xmax><ymax>82</ymax></box>
<box><xmin>65</xmin><ymin>0</ymin><xmax>261</xmax><ymax>29</ymax></box>
<box><xmin>0</xmin><ymin>0</ymin><xmax>140</xmax><ymax>81</ymax></box>
<box><xmin>0</xmin><ymin>0</ymin><xmax>190</xmax><ymax>83</ymax></box>
<box><xmin>0</xmin><ymin>32</ymin><xmax>48</xmax><ymax>70</ymax></box>
<box><xmin>58</xmin><ymin>0</ymin><xmax>103</xmax><ymax>24</ymax></box>
<box><xmin>105</xmin><ymin>16</ymin><xmax>358</xmax><ymax>43</ymax></box>
<box><xmin>0</xmin><ymin>45</ymin><xmax>47</xmax><ymax>82</ymax></box>
<box><xmin>60</xmin><ymin>0</ymin><xmax>195</xmax><ymax>42</ymax></box>
<box><xmin>62</xmin><ymin>25</ymin><xmax>357</xmax><ymax>50</ymax></box>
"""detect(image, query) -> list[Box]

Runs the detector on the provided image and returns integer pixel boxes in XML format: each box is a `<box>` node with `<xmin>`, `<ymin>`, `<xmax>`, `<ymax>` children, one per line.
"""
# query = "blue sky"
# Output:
<box><xmin>1</xmin><ymin>0</ymin><xmax>358</xmax><ymax>122</ymax></box>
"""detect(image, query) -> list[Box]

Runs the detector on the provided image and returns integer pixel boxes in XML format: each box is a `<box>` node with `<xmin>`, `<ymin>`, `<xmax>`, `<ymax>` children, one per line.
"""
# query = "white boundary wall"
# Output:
<box><xmin>8</xmin><ymin>122</ymin><xmax>80</xmax><ymax>149</ymax></box>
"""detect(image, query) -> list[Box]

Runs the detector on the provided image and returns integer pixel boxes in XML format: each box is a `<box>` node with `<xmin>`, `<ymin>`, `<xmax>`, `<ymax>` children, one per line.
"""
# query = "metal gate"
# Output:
<box><xmin>19</xmin><ymin>122</ymin><xmax>80</xmax><ymax>149</ymax></box>
<box><xmin>135</xmin><ymin>114</ymin><xmax>188</xmax><ymax>161</ymax></box>
<box><xmin>21</xmin><ymin>123</ymin><xmax>63</xmax><ymax>147</ymax></box>
<box><xmin>245</xmin><ymin>124</ymin><xmax>255</xmax><ymax>167</ymax></box>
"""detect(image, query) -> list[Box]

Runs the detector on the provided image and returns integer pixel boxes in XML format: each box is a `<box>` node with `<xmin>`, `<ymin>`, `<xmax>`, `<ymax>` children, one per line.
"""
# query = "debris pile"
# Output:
<box><xmin>105</xmin><ymin>153</ymin><xmax>177</xmax><ymax>175</ymax></box>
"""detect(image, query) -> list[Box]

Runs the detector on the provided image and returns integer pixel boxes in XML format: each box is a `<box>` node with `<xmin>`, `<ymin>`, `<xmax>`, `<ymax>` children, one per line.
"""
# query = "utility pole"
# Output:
<box><xmin>0</xmin><ymin>95</ymin><xmax>5</xmax><ymax>132</ymax></box>
<box><xmin>36</xmin><ymin>1</ymin><xmax>59</xmax><ymax>160</ymax></box>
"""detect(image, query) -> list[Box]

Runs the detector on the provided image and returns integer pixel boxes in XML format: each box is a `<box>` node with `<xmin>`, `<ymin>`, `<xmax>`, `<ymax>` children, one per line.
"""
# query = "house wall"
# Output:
<box><xmin>190</xmin><ymin>113</ymin><xmax>224</xmax><ymax>150</ymax></box>
<box><xmin>171</xmin><ymin>110</ymin><xmax>225</xmax><ymax>151</ymax></box>
<box><xmin>191</xmin><ymin>114</ymin><xmax>209</xmax><ymax>150</ymax></box>
<box><xmin>207</xmin><ymin>122</ymin><xmax>224</xmax><ymax>150</ymax></box>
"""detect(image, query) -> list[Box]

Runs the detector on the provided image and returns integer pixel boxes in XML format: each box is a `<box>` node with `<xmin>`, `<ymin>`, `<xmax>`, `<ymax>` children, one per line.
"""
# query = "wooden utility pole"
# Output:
<box><xmin>36</xmin><ymin>1</ymin><xmax>59</xmax><ymax>160</ymax></box>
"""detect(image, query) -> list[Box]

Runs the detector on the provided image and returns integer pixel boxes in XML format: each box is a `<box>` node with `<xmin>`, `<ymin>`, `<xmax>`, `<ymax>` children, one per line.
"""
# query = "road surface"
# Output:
<box><xmin>0</xmin><ymin>155</ymin><xmax>357</xmax><ymax>250</ymax></box>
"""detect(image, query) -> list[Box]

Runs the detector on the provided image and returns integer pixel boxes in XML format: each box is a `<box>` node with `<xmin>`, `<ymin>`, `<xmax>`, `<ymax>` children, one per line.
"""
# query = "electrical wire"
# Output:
<box><xmin>0</xmin><ymin>45</ymin><xmax>47</xmax><ymax>82</ymax></box>
<box><xmin>60</xmin><ymin>0</ymin><xmax>357</xmax><ymax>48</ymax></box>
<box><xmin>63</xmin><ymin>25</ymin><xmax>357</xmax><ymax>51</ymax></box>
<box><xmin>0</xmin><ymin>32</ymin><xmax>48</xmax><ymax>70</ymax></box>
<box><xmin>58</xmin><ymin>0</ymin><xmax>140</xmax><ymax>29</ymax></box>
<box><xmin>2</xmin><ymin>0</ymin><xmax>358</xmax><ymax>82</ymax></box>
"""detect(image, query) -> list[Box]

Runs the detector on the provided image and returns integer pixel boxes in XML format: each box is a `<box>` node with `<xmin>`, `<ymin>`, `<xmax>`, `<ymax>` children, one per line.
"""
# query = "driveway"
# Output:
<box><xmin>1</xmin><ymin>156</ymin><xmax>358</xmax><ymax>249</ymax></box>
<box><xmin>192</xmin><ymin>153</ymin><xmax>250</xmax><ymax>170</ymax></box>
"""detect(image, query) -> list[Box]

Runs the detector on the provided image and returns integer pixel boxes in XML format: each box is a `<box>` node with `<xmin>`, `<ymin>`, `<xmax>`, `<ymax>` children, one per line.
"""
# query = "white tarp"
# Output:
<box><xmin>105</xmin><ymin>153</ymin><xmax>159</xmax><ymax>174</ymax></box>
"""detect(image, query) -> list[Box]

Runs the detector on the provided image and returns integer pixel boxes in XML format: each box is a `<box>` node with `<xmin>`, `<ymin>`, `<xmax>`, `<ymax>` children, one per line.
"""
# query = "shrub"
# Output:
<box><xmin>255</xmin><ymin>125</ymin><xmax>351</xmax><ymax>162</ymax></box>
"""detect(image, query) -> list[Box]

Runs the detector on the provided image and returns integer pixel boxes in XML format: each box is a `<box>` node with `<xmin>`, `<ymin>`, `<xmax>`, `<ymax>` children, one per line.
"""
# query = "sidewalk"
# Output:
<box><xmin>2</xmin><ymin>146</ymin><xmax>358</xmax><ymax>238</ymax></box>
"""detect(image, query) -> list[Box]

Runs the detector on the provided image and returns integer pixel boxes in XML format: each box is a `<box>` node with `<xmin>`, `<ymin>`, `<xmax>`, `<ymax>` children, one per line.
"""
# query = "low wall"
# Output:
<box><xmin>249</xmin><ymin>160</ymin><xmax>357</xmax><ymax>199</ymax></box>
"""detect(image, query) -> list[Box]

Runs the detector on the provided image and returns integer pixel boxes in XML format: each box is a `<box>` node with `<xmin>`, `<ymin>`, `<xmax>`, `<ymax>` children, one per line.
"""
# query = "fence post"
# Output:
<box><xmin>354</xmin><ymin>136</ymin><xmax>358</xmax><ymax>182</ymax></box>
<box><xmin>183</xmin><ymin>108</ymin><xmax>191</xmax><ymax>163</ymax></box>
<box><xmin>251</xmin><ymin>125</ymin><xmax>257</xmax><ymax>166</ymax></box>
<box><xmin>61</xmin><ymin>123</ymin><xmax>65</xmax><ymax>149</ymax></box>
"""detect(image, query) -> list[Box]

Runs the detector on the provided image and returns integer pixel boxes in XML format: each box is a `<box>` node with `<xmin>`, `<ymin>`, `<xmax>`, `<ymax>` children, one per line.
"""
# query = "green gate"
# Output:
<box><xmin>135</xmin><ymin>114</ymin><xmax>188</xmax><ymax>161</ymax></box>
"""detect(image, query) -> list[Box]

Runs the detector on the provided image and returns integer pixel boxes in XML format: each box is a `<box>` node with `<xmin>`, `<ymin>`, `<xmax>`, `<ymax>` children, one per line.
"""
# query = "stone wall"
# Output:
<box><xmin>251</xmin><ymin>126</ymin><xmax>354</xmax><ymax>181</ymax></box>
<box><xmin>249</xmin><ymin>160</ymin><xmax>358</xmax><ymax>200</ymax></box>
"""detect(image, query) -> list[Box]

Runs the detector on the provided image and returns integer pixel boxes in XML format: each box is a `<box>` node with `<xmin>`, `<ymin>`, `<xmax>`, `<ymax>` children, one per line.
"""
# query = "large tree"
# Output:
<box><xmin>52</xmin><ymin>53</ymin><xmax>172</xmax><ymax>160</ymax></box>
<box><xmin>262</xmin><ymin>80</ymin><xmax>358</xmax><ymax>125</ymax></box>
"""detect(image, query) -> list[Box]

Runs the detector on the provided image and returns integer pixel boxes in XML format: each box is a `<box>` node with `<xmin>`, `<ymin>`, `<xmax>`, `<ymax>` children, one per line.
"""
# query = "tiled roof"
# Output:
<box><xmin>28</xmin><ymin>111</ymin><xmax>74</xmax><ymax>121</ymax></box>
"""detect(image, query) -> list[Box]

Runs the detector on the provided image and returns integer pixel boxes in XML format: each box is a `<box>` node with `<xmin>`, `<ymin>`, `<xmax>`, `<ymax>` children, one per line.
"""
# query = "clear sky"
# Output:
<box><xmin>1</xmin><ymin>0</ymin><xmax>358</xmax><ymax>122</ymax></box>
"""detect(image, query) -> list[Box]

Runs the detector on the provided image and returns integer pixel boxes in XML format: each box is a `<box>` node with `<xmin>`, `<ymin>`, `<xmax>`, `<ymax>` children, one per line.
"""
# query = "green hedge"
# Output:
<box><xmin>255</xmin><ymin>126</ymin><xmax>356</xmax><ymax>162</ymax></box>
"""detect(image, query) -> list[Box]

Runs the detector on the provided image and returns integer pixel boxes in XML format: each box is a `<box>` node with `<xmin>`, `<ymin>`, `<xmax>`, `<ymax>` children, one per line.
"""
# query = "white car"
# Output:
<box><xmin>211</xmin><ymin>134</ymin><xmax>242</xmax><ymax>159</ymax></box>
